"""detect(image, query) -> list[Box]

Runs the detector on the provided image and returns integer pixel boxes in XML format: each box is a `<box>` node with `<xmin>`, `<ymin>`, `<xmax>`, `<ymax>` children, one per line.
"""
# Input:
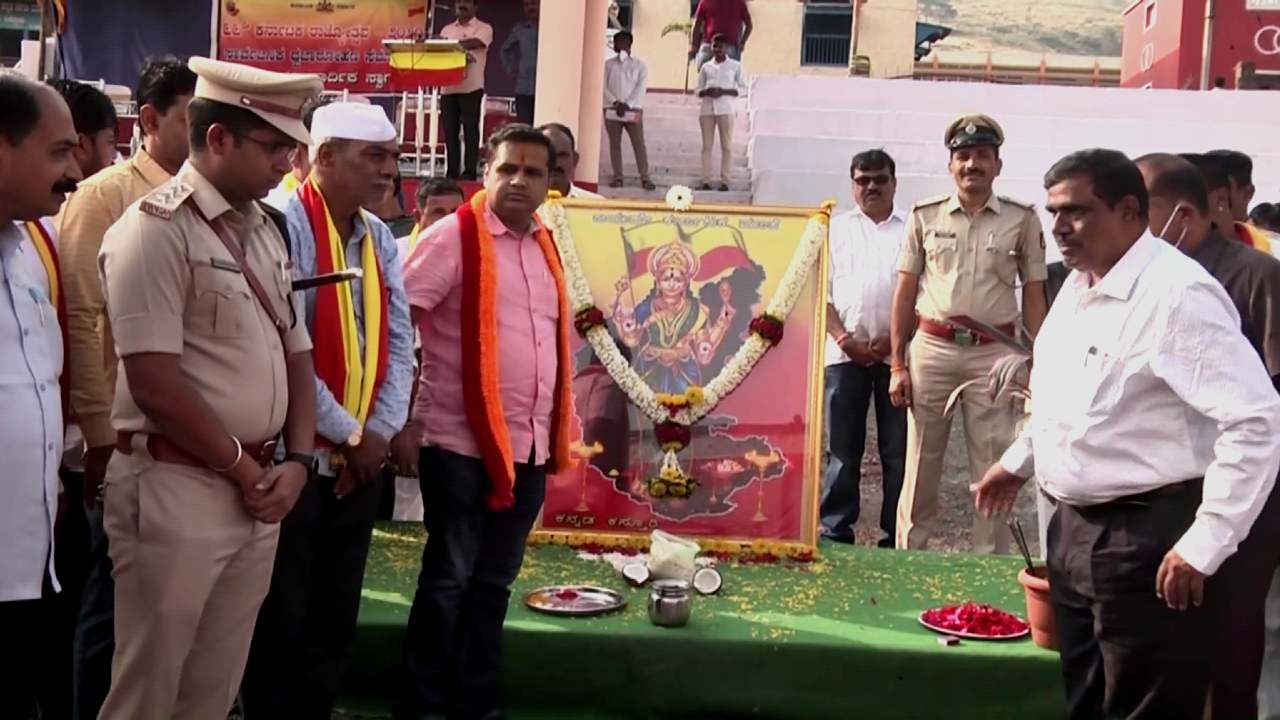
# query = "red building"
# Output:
<box><xmin>1122</xmin><ymin>0</ymin><xmax>1280</xmax><ymax>88</ymax></box>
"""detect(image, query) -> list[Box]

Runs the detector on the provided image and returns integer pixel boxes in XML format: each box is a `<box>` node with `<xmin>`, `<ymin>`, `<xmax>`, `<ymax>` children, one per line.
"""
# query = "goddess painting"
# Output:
<box><xmin>610</xmin><ymin>239</ymin><xmax>737</xmax><ymax>394</ymax></box>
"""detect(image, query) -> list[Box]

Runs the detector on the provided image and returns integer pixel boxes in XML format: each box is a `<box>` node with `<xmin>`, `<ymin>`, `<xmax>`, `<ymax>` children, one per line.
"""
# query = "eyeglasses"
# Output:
<box><xmin>229</xmin><ymin>131</ymin><xmax>295</xmax><ymax>158</ymax></box>
<box><xmin>853</xmin><ymin>174</ymin><xmax>893</xmax><ymax>188</ymax></box>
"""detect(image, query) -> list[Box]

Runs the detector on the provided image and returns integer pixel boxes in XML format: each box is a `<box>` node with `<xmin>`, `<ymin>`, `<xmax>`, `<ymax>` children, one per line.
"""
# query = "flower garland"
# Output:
<box><xmin>546</xmin><ymin>190</ymin><xmax>832</xmax><ymax>440</ymax></box>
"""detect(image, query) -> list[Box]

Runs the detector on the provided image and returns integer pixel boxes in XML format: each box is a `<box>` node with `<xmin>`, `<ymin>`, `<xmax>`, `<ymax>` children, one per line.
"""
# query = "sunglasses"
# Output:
<box><xmin>853</xmin><ymin>174</ymin><xmax>893</xmax><ymax>188</ymax></box>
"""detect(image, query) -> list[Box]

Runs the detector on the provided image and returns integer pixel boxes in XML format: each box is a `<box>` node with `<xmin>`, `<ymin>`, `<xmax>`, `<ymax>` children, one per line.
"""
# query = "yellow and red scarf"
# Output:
<box><xmin>24</xmin><ymin>220</ymin><xmax>69</xmax><ymax>419</ymax></box>
<box><xmin>298</xmin><ymin>179</ymin><xmax>390</xmax><ymax>443</ymax></box>
<box><xmin>1236</xmin><ymin>221</ymin><xmax>1273</xmax><ymax>255</ymax></box>
<box><xmin>457</xmin><ymin>190</ymin><xmax>573</xmax><ymax>510</ymax></box>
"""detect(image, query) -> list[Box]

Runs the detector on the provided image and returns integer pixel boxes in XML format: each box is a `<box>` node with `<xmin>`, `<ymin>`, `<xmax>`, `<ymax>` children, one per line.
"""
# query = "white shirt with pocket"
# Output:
<box><xmin>1001</xmin><ymin>231</ymin><xmax>1280</xmax><ymax>575</ymax></box>
<box><xmin>0</xmin><ymin>222</ymin><xmax>63</xmax><ymax>601</ymax></box>
<box><xmin>825</xmin><ymin>205</ymin><xmax>906</xmax><ymax>367</ymax></box>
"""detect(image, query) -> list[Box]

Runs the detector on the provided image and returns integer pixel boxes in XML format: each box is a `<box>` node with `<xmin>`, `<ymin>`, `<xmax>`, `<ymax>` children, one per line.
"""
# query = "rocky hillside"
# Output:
<box><xmin>919</xmin><ymin>0</ymin><xmax>1127</xmax><ymax>56</ymax></box>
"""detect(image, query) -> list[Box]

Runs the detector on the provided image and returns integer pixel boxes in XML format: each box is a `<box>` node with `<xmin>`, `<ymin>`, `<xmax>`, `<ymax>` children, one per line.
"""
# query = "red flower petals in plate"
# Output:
<box><xmin>919</xmin><ymin>602</ymin><xmax>1030</xmax><ymax>640</ymax></box>
<box><xmin>554</xmin><ymin>588</ymin><xmax>581</xmax><ymax>601</ymax></box>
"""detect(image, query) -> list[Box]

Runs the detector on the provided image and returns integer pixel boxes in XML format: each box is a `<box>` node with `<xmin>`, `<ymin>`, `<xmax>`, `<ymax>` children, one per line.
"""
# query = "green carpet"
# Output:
<box><xmin>345</xmin><ymin>524</ymin><xmax>1065</xmax><ymax>719</ymax></box>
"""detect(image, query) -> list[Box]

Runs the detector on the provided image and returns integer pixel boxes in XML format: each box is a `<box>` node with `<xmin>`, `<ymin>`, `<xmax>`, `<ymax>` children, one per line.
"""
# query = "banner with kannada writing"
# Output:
<box><xmin>534</xmin><ymin>198</ymin><xmax>826</xmax><ymax>558</ymax></box>
<box><xmin>217</xmin><ymin>0</ymin><xmax>426</xmax><ymax>93</ymax></box>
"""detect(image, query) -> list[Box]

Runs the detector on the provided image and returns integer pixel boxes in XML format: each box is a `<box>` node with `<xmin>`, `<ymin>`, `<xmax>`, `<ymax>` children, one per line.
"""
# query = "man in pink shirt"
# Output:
<box><xmin>439</xmin><ymin>0</ymin><xmax>493</xmax><ymax>180</ymax></box>
<box><xmin>397</xmin><ymin>124</ymin><xmax>558</xmax><ymax>720</ymax></box>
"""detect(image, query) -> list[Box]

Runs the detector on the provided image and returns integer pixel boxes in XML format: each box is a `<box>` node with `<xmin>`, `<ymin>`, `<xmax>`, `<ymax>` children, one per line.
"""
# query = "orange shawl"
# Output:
<box><xmin>456</xmin><ymin>190</ymin><xmax>572</xmax><ymax>511</ymax></box>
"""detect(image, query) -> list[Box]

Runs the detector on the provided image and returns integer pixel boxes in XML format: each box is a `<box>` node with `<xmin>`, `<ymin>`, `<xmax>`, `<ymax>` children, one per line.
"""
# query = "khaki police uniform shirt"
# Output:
<box><xmin>898</xmin><ymin>192</ymin><xmax>1048</xmax><ymax>326</ymax></box>
<box><xmin>56</xmin><ymin>148</ymin><xmax>172</xmax><ymax>449</ymax></box>
<box><xmin>98</xmin><ymin>162</ymin><xmax>311</xmax><ymax>443</ymax></box>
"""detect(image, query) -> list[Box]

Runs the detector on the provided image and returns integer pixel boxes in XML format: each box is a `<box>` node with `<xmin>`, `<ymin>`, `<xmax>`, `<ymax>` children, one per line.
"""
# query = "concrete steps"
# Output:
<box><xmin>594</xmin><ymin>91</ymin><xmax>753</xmax><ymax>205</ymax></box>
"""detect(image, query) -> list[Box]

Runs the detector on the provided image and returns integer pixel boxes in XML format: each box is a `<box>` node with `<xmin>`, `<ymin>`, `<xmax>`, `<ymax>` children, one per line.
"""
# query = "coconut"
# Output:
<box><xmin>692</xmin><ymin>566</ymin><xmax>723</xmax><ymax>595</ymax></box>
<box><xmin>622</xmin><ymin>562</ymin><xmax>651</xmax><ymax>587</ymax></box>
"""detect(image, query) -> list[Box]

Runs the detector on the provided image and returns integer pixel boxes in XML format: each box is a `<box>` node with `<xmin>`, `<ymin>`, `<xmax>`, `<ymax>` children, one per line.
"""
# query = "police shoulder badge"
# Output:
<box><xmin>913</xmin><ymin>194</ymin><xmax>949</xmax><ymax>209</ymax></box>
<box><xmin>140</xmin><ymin>181</ymin><xmax>195</xmax><ymax>220</ymax></box>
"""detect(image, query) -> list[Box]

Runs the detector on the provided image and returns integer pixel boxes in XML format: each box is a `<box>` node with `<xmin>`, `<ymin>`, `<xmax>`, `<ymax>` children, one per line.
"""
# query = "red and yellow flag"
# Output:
<box><xmin>298</xmin><ymin>179</ymin><xmax>390</xmax><ymax>441</ymax></box>
<box><xmin>387</xmin><ymin>43</ymin><xmax>467</xmax><ymax>90</ymax></box>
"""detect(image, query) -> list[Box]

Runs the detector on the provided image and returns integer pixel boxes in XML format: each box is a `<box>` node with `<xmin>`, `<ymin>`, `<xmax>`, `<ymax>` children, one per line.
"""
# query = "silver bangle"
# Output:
<box><xmin>210</xmin><ymin>436</ymin><xmax>243</xmax><ymax>473</ymax></box>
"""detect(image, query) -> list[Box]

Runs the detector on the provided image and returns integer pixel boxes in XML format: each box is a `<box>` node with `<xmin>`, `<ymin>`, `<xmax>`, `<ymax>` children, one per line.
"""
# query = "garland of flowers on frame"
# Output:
<box><xmin>543</xmin><ymin>186</ymin><xmax>832</xmax><ymax>460</ymax></box>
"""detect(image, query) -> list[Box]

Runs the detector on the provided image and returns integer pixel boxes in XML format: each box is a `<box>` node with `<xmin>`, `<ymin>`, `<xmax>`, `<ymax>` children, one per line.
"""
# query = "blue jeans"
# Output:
<box><xmin>397</xmin><ymin>447</ymin><xmax>546</xmax><ymax>720</ymax></box>
<box><xmin>72</xmin><ymin>504</ymin><xmax>114</xmax><ymax>720</ymax></box>
<box><xmin>820</xmin><ymin>362</ymin><xmax>906</xmax><ymax>546</ymax></box>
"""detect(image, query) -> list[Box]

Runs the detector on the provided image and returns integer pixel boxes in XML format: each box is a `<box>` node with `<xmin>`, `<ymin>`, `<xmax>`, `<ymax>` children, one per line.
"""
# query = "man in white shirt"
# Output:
<box><xmin>974</xmin><ymin>149</ymin><xmax>1280</xmax><ymax>719</ymax></box>
<box><xmin>439</xmin><ymin>0</ymin><xmax>493</xmax><ymax>180</ymax></box>
<box><xmin>603</xmin><ymin>31</ymin><xmax>654</xmax><ymax>191</ymax></box>
<box><xmin>0</xmin><ymin>70</ymin><xmax>82</xmax><ymax>719</ymax></box>
<box><xmin>694</xmin><ymin>33</ymin><xmax>745</xmax><ymax>192</ymax></box>
<box><xmin>822</xmin><ymin>150</ymin><xmax>908</xmax><ymax>547</ymax></box>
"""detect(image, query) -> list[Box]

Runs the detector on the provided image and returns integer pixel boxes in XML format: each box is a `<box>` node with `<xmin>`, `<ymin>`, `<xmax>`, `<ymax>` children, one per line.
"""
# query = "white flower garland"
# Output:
<box><xmin>545</xmin><ymin>197</ymin><xmax>830</xmax><ymax>427</ymax></box>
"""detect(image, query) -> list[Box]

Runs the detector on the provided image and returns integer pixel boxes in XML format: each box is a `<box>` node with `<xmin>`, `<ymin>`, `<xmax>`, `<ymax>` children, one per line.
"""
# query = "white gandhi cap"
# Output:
<box><xmin>310</xmin><ymin>102</ymin><xmax>397</xmax><ymax>146</ymax></box>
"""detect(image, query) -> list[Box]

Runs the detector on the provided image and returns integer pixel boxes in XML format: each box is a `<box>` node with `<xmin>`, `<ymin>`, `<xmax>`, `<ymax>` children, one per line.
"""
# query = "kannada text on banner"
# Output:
<box><xmin>218</xmin><ymin>0</ymin><xmax>425</xmax><ymax>92</ymax></box>
<box><xmin>537</xmin><ymin>201</ymin><xmax>825</xmax><ymax>554</ymax></box>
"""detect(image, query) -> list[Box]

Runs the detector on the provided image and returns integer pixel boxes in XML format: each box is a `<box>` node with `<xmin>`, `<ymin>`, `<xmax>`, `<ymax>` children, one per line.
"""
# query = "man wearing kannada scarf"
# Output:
<box><xmin>397</xmin><ymin>124</ymin><xmax>572</xmax><ymax>720</ymax></box>
<box><xmin>242</xmin><ymin>101</ymin><xmax>414</xmax><ymax>719</ymax></box>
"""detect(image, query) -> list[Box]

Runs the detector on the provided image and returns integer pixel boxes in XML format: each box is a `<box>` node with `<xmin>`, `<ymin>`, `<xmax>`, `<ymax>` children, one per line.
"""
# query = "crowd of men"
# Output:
<box><xmin>823</xmin><ymin>113</ymin><xmax>1280</xmax><ymax>717</ymax></box>
<box><xmin>3</xmin><ymin>6</ymin><xmax>1279</xmax><ymax>720</ymax></box>
<box><xmin>0</xmin><ymin>50</ymin><xmax>587</xmax><ymax>719</ymax></box>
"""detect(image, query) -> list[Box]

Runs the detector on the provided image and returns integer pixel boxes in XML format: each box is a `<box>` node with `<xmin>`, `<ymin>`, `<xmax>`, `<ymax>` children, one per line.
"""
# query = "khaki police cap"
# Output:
<box><xmin>944</xmin><ymin>114</ymin><xmax>1005</xmax><ymax>150</ymax></box>
<box><xmin>188</xmin><ymin>57</ymin><xmax>324</xmax><ymax>146</ymax></box>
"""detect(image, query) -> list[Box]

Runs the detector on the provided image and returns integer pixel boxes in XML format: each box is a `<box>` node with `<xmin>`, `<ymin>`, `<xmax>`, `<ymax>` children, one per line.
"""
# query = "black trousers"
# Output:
<box><xmin>1047</xmin><ymin>481</ymin><xmax>1214</xmax><ymax>720</ymax></box>
<box><xmin>397</xmin><ymin>447</ymin><xmax>546</xmax><ymax>720</ymax></box>
<box><xmin>1207</xmin><ymin>477</ymin><xmax>1280</xmax><ymax>719</ymax></box>
<box><xmin>513</xmin><ymin>94</ymin><xmax>535</xmax><ymax>125</ymax></box>
<box><xmin>441</xmin><ymin>89</ymin><xmax>484</xmax><ymax>180</ymax></box>
<box><xmin>241</xmin><ymin>471</ymin><xmax>383</xmax><ymax>719</ymax></box>
<box><xmin>0</xmin><ymin>580</ymin><xmax>59</xmax><ymax>719</ymax></box>
<box><xmin>72</xmin><ymin>504</ymin><xmax>114</xmax><ymax>720</ymax></box>
<box><xmin>820</xmin><ymin>362</ymin><xmax>906</xmax><ymax>546</ymax></box>
<box><xmin>44</xmin><ymin>470</ymin><xmax>90</xmax><ymax>720</ymax></box>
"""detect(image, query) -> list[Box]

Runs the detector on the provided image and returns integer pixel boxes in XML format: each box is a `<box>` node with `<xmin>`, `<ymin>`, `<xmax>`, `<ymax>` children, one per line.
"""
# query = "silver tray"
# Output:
<box><xmin>524</xmin><ymin>585</ymin><xmax>628</xmax><ymax>617</ymax></box>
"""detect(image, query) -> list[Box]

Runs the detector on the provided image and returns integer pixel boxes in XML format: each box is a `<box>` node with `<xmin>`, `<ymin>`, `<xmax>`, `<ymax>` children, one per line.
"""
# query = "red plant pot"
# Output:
<box><xmin>1018</xmin><ymin>565</ymin><xmax>1059</xmax><ymax>651</ymax></box>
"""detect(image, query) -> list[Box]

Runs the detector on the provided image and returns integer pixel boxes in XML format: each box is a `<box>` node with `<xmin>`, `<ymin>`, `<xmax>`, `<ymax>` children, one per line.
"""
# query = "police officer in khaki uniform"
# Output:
<box><xmin>96</xmin><ymin>57</ymin><xmax>320</xmax><ymax>719</ymax></box>
<box><xmin>888</xmin><ymin>114</ymin><xmax>1048</xmax><ymax>554</ymax></box>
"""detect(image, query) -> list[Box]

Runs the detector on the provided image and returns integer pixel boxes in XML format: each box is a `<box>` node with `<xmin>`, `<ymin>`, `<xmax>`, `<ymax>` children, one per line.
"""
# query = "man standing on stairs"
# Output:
<box><xmin>603</xmin><ymin>31</ymin><xmax>655</xmax><ymax>192</ymax></box>
<box><xmin>690</xmin><ymin>0</ymin><xmax>752</xmax><ymax>68</ymax></box>
<box><xmin>888</xmin><ymin>113</ymin><xmax>1048</xmax><ymax>555</ymax></box>
<box><xmin>695</xmin><ymin>34</ymin><xmax>745</xmax><ymax>193</ymax></box>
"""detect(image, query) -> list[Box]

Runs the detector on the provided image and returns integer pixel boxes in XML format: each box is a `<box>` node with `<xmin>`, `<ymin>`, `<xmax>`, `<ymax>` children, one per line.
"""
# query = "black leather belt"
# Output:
<box><xmin>1048</xmin><ymin>478</ymin><xmax>1203</xmax><ymax>513</ymax></box>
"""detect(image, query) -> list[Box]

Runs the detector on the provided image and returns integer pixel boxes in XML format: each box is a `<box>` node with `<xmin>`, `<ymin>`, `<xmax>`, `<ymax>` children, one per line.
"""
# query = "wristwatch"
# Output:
<box><xmin>283</xmin><ymin>452</ymin><xmax>316</xmax><ymax>477</ymax></box>
<box><xmin>346</xmin><ymin>427</ymin><xmax>363</xmax><ymax>448</ymax></box>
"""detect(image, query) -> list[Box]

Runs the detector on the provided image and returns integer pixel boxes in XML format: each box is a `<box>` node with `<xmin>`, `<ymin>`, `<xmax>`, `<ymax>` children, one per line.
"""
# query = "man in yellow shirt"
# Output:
<box><xmin>55</xmin><ymin>56</ymin><xmax>196</xmax><ymax>720</ymax></box>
